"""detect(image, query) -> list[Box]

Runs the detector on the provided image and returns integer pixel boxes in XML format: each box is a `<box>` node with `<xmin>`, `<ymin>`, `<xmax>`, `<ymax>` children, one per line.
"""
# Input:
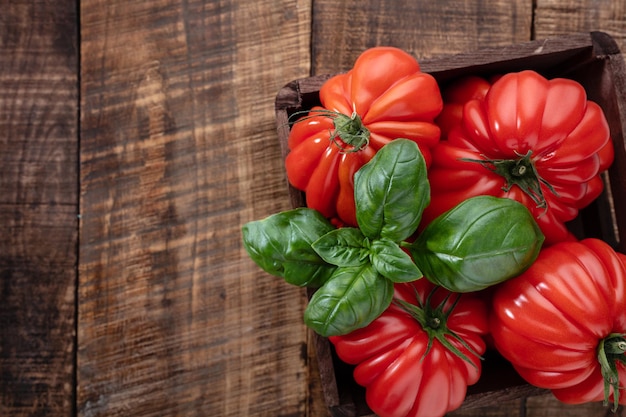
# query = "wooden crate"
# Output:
<box><xmin>274</xmin><ymin>32</ymin><xmax>626</xmax><ymax>416</ymax></box>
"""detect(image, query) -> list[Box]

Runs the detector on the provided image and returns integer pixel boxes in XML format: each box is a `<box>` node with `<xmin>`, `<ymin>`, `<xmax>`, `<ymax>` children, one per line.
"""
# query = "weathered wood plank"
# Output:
<box><xmin>0</xmin><ymin>0</ymin><xmax>78</xmax><ymax>416</ymax></box>
<box><xmin>449</xmin><ymin>394</ymin><xmax>624</xmax><ymax>416</ymax></box>
<box><xmin>311</xmin><ymin>0</ymin><xmax>533</xmax><ymax>74</ymax></box>
<box><xmin>78</xmin><ymin>0</ymin><xmax>312</xmax><ymax>416</ymax></box>
<box><xmin>535</xmin><ymin>0</ymin><xmax>626</xmax><ymax>53</ymax></box>
<box><xmin>525</xmin><ymin>394</ymin><xmax>623</xmax><ymax>417</ymax></box>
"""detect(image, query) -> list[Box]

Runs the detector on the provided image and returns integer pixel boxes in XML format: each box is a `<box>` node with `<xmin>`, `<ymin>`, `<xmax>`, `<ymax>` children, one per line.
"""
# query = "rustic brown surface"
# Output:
<box><xmin>2</xmin><ymin>0</ymin><xmax>626</xmax><ymax>417</ymax></box>
<box><xmin>78</xmin><ymin>0</ymin><xmax>311</xmax><ymax>416</ymax></box>
<box><xmin>0</xmin><ymin>1</ymin><xmax>78</xmax><ymax>416</ymax></box>
<box><xmin>311</xmin><ymin>0</ymin><xmax>533</xmax><ymax>74</ymax></box>
<box><xmin>450</xmin><ymin>393</ymin><xmax>625</xmax><ymax>416</ymax></box>
<box><xmin>535</xmin><ymin>0</ymin><xmax>626</xmax><ymax>52</ymax></box>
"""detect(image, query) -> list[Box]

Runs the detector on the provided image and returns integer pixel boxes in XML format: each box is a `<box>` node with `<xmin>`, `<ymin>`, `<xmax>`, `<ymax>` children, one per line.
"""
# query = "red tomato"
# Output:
<box><xmin>422</xmin><ymin>70</ymin><xmax>613</xmax><ymax>245</ymax></box>
<box><xmin>329</xmin><ymin>279</ymin><xmax>488</xmax><ymax>417</ymax></box>
<box><xmin>435</xmin><ymin>75</ymin><xmax>492</xmax><ymax>140</ymax></box>
<box><xmin>490</xmin><ymin>238</ymin><xmax>626</xmax><ymax>409</ymax></box>
<box><xmin>286</xmin><ymin>47</ymin><xmax>443</xmax><ymax>227</ymax></box>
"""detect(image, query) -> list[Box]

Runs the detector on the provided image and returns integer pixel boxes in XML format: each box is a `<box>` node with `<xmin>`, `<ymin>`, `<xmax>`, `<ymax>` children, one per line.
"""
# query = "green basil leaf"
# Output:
<box><xmin>355</xmin><ymin>139</ymin><xmax>429</xmax><ymax>242</ymax></box>
<box><xmin>242</xmin><ymin>207</ymin><xmax>336</xmax><ymax>287</ymax></box>
<box><xmin>312</xmin><ymin>228</ymin><xmax>369</xmax><ymax>267</ymax></box>
<box><xmin>408</xmin><ymin>196</ymin><xmax>545</xmax><ymax>292</ymax></box>
<box><xmin>370</xmin><ymin>238</ymin><xmax>422</xmax><ymax>282</ymax></box>
<box><xmin>303</xmin><ymin>264</ymin><xmax>394</xmax><ymax>337</ymax></box>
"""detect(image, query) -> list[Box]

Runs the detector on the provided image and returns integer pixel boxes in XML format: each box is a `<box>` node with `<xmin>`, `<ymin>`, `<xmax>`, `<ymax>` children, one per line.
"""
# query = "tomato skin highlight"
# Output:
<box><xmin>304</xmin><ymin>146</ymin><xmax>341</xmax><ymax>218</ymax></box>
<box><xmin>329</xmin><ymin>279</ymin><xmax>488</xmax><ymax>417</ymax></box>
<box><xmin>335</xmin><ymin>149</ymin><xmax>375</xmax><ymax>226</ymax></box>
<box><xmin>423</xmin><ymin>70</ymin><xmax>613</xmax><ymax>245</ymax></box>
<box><xmin>285</xmin><ymin>47</ymin><xmax>442</xmax><ymax>227</ymax></box>
<box><xmin>490</xmin><ymin>238</ymin><xmax>626</xmax><ymax>407</ymax></box>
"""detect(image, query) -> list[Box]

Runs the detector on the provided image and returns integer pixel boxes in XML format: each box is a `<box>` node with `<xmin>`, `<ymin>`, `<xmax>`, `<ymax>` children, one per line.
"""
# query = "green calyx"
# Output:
<box><xmin>331</xmin><ymin>110</ymin><xmax>370</xmax><ymax>152</ymax></box>
<box><xmin>461</xmin><ymin>150</ymin><xmax>557</xmax><ymax>211</ymax></box>
<box><xmin>394</xmin><ymin>288</ymin><xmax>482</xmax><ymax>368</ymax></box>
<box><xmin>597</xmin><ymin>333</ymin><xmax>626</xmax><ymax>411</ymax></box>
<box><xmin>288</xmin><ymin>108</ymin><xmax>370</xmax><ymax>153</ymax></box>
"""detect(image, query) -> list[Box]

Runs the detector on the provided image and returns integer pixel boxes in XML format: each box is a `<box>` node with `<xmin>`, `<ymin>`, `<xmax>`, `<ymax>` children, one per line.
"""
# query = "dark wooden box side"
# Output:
<box><xmin>274</xmin><ymin>32</ymin><xmax>626</xmax><ymax>416</ymax></box>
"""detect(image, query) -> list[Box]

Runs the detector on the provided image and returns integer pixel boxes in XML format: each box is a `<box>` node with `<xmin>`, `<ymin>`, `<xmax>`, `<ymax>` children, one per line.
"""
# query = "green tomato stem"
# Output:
<box><xmin>597</xmin><ymin>333</ymin><xmax>626</xmax><ymax>411</ymax></box>
<box><xmin>460</xmin><ymin>150</ymin><xmax>558</xmax><ymax>211</ymax></box>
<box><xmin>393</xmin><ymin>288</ymin><xmax>482</xmax><ymax>368</ymax></box>
<box><xmin>331</xmin><ymin>110</ymin><xmax>370</xmax><ymax>152</ymax></box>
<box><xmin>287</xmin><ymin>107</ymin><xmax>370</xmax><ymax>153</ymax></box>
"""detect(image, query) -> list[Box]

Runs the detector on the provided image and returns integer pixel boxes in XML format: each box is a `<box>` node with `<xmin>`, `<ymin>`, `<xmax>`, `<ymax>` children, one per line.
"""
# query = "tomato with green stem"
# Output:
<box><xmin>422</xmin><ymin>70</ymin><xmax>613</xmax><ymax>245</ymax></box>
<box><xmin>329</xmin><ymin>278</ymin><xmax>488</xmax><ymax>417</ymax></box>
<box><xmin>286</xmin><ymin>46</ymin><xmax>442</xmax><ymax>227</ymax></box>
<box><xmin>490</xmin><ymin>238</ymin><xmax>626</xmax><ymax>411</ymax></box>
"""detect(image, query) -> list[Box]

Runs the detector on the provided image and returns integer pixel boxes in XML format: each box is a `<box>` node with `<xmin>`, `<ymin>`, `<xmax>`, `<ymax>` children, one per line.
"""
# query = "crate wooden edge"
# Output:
<box><xmin>274</xmin><ymin>31</ymin><xmax>626</xmax><ymax>416</ymax></box>
<box><xmin>594</xmin><ymin>32</ymin><xmax>626</xmax><ymax>253</ymax></box>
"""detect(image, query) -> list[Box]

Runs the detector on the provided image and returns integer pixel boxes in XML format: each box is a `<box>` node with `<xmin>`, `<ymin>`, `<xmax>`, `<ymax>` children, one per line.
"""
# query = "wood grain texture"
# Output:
<box><xmin>2</xmin><ymin>1</ymin><xmax>625</xmax><ymax>417</ymax></box>
<box><xmin>78</xmin><ymin>0</ymin><xmax>312</xmax><ymax>416</ymax></box>
<box><xmin>449</xmin><ymin>394</ymin><xmax>624</xmax><ymax>417</ymax></box>
<box><xmin>0</xmin><ymin>1</ymin><xmax>78</xmax><ymax>416</ymax></box>
<box><xmin>311</xmin><ymin>0</ymin><xmax>533</xmax><ymax>74</ymax></box>
<box><xmin>525</xmin><ymin>395</ymin><xmax>624</xmax><ymax>417</ymax></box>
<box><xmin>535</xmin><ymin>0</ymin><xmax>626</xmax><ymax>53</ymax></box>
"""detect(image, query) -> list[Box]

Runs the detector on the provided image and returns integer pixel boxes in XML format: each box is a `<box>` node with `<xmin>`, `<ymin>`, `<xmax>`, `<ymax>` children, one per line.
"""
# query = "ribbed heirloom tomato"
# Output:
<box><xmin>285</xmin><ymin>47</ymin><xmax>442</xmax><ymax>227</ymax></box>
<box><xmin>490</xmin><ymin>238</ymin><xmax>626</xmax><ymax>410</ymax></box>
<box><xmin>329</xmin><ymin>279</ymin><xmax>488</xmax><ymax>417</ymax></box>
<box><xmin>423</xmin><ymin>70</ymin><xmax>614</xmax><ymax>245</ymax></box>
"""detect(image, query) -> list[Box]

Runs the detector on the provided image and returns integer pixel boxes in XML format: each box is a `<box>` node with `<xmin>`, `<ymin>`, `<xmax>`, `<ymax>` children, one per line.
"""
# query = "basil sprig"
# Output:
<box><xmin>242</xmin><ymin>138</ymin><xmax>545</xmax><ymax>337</ymax></box>
<box><xmin>305</xmin><ymin>140</ymin><xmax>428</xmax><ymax>336</ymax></box>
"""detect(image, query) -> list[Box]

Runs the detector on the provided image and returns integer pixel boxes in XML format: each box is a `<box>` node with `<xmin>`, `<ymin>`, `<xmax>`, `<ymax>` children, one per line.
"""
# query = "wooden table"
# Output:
<box><xmin>1</xmin><ymin>1</ymin><xmax>625</xmax><ymax>416</ymax></box>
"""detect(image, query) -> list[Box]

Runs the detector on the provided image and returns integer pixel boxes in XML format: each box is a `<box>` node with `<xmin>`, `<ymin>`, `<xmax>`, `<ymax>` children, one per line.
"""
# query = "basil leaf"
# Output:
<box><xmin>408</xmin><ymin>196</ymin><xmax>544</xmax><ymax>292</ymax></box>
<box><xmin>312</xmin><ymin>228</ymin><xmax>369</xmax><ymax>267</ymax></box>
<box><xmin>370</xmin><ymin>238</ymin><xmax>422</xmax><ymax>282</ymax></box>
<box><xmin>355</xmin><ymin>139</ymin><xmax>429</xmax><ymax>242</ymax></box>
<box><xmin>303</xmin><ymin>264</ymin><xmax>394</xmax><ymax>337</ymax></box>
<box><xmin>242</xmin><ymin>207</ymin><xmax>336</xmax><ymax>287</ymax></box>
